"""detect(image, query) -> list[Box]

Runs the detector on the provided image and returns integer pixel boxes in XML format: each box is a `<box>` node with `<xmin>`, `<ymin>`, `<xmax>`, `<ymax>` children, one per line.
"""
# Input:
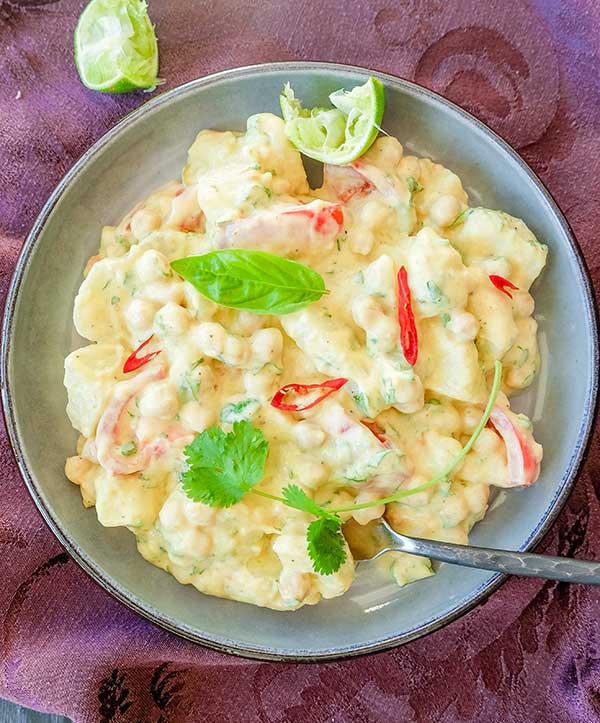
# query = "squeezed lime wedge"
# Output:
<box><xmin>280</xmin><ymin>77</ymin><xmax>385</xmax><ymax>165</ymax></box>
<box><xmin>74</xmin><ymin>0</ymin><xmax>159</xmax><ymax>93</ymax></box>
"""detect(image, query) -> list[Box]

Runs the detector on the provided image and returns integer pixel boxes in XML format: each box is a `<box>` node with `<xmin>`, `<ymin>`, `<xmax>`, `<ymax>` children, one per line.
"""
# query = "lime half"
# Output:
<box><xmin>74</xmin><ymin>0</ymin><xmax>159</xmax><ymax>93</ymax></box>
<box><xmin>280</xmin><ymin>77</ymin><xmax>385</xmax><ymax>165</ymax></box>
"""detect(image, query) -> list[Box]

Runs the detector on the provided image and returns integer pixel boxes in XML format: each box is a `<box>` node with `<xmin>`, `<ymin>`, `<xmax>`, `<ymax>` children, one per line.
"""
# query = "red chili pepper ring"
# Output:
<box><xmin>123</xmin><ymin>335</ymin><xmax>162</xmax><ymax>374</ymax></box>
<box><xmin>271</xmin><ymin>378</ymin><xmax>349</xmax><ymax>412</ymax></box>
<box><xmin>489</xmin><ymin>274</ymin><xmax>519</xmax><ymax>299</ymax></box>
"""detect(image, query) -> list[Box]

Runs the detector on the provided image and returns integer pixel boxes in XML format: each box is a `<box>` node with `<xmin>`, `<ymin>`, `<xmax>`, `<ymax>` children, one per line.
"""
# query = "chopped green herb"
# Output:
<box><xmin>179</xmin><ymin>369</ymin><xmax>201</xmax><ymax>402</ymax></box>
<box><xmin>440</xmin><ymin>312</ymin><xmax>451</xmax><ymax>326</ymax></box>
<box><xmin>426</xmin><ymin>280</ymin><xmax>444</xmax><ymax>304</ymax></box>
<box><xmin>448</xmin><ymin>207</ymin><xmax>474</xmax><ymax>229</ymax></box>
<box><xmin>427</xmin><ymin>398</ymin><xmax>441</xmax><ymax>405</ymax></box>
<box><xmin>111</xmin><ymin>295</ymin><xmax>120</xmax><ymax>305</ymax></box>
<box><xmin>351</xmin><ymin>390</ymin><xmax>369</xmax><ymax>415</ymax></box>
<box><xmin>120</xmin><ymin>441</ymin><xmax>137</xmax><ymax>456</ymax></box>
<box><xmin>516</xmin><ymin>346</ymin><xmax>530</xmax><ymax>368</ymax></box>
<box><xmin>407</xmin><ymin>176</ymin><xmax>423</xmax><ymax>194</ymax></box>
<box><xmin>115</xmin><ymin>235</ymin><xmax>131</xmax><ymax>250</ymax></box>
<box><xmin>220</xmin><ymin>398</ymin><xmax>260</xmax><ymax>424</ymax></box>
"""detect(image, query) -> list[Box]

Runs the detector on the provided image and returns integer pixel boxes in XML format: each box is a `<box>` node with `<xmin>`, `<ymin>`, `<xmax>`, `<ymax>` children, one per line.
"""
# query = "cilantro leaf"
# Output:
<box><xmin>307</xmin><ymin>517</ymin><xmax>347</xmax><ymax>575</ymax></box>
<box><xmin>181</xmin><ymin>421</ymin><xmax>268</xmax><ymax>508</ymax></box>
<box><xmin>282</xmin><ymin>484</ymin><xmax>332</xmax><ymax>519</ymax></box>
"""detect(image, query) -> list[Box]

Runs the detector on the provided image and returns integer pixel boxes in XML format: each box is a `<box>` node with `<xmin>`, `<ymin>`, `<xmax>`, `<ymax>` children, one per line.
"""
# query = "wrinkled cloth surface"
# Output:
<box><xmin>2</xmin><ymin>1</ymin><xmax>600</xmax><ymax>721</ymax></box>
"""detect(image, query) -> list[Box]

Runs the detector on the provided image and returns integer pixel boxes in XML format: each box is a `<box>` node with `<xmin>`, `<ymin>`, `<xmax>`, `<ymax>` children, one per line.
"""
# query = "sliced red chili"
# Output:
<box><xmin>271</xmin><ymin>377</ymin><xmax>348</xmax><ymax>412</ymax></box>
<box><xmin>282</xmin><ymin>204</ymin><xmax>344</xmax><ymax>231</ymax></box>
<box><xmin>397</xmin><ymin>266</ymin><xmax>418</xmax><ymax>366</ymax></box>
<box><xmin>360</xmin><ymin>419</ymin><xmax>389</xmax><ymax>446</ymax></box>
<box><xmin>489</xmin><ymin>274</ymin><xmax>519</xmax><ymax>299</ymax></box>
<box><xmin>123</xmin><ymin>335</ymin><xmax>161</xmax><ymax>374</ymax></box>
<box><xmin>314</xmin><ymin>204</ymin><xmax>344</xmax><ymax>230</ymax></box>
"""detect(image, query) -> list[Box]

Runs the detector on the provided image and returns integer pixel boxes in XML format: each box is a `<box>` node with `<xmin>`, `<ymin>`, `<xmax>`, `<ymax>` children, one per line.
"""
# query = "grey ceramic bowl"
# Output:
<box><xmin>2</xmin><ymin>62</ymin><xmax>598</xmax><ymax>661</ymax></box>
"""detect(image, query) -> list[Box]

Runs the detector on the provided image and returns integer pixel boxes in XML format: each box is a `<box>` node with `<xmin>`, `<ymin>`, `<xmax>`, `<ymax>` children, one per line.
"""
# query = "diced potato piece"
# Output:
<box><xmin>469</xmin><ymin>284</ymin><xmax>518</xmax><ymax>371</ymax></box>
<box><xmin>64</xmin><ymin>343</ymin><xmax>125</xmax><ymax>437</ymax></box>
<box><xmin>416</xmin><ymin>317</ymin><xmax>487</xmax><ymax>403</ymax></box>
<box><xmin>449</xmin><ymin>208</ymin><xmax>547</xmax><ymax>290</ymax></box>
<box><xmin>405</xmin><ymin>227</ymin><xmax>471</xmax><ymax>318</ymax></box>
<box><xmin>94</xmin><ymin>469</ymin><xmax>165</xmax><ymax>528</ymax></box>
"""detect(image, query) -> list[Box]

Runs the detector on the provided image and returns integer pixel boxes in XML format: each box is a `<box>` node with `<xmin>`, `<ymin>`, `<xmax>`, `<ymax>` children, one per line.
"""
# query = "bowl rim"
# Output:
<box><xmin>2</xmin><ymin>60</ymin><xmax>599</xmax><ymax>662</ymax></box>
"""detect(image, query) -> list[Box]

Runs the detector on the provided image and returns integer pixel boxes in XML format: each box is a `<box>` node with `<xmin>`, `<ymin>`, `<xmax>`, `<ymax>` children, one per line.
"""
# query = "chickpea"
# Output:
<box><xmin>194</xmin><ymin>322</ymin><xmax>226</xmax><ymax>357</ymax></box>
<box><xmin>183</xmin><ymin>497</ymin><xmax>217</xmax><ymax>526</ymax></box>
<box><xmin>366</xmin><ymin>137</ymin><xmax>403</xmax><ymax>167</ymax></box>
<box><xmin>439</xmin><ymin>493</ymin><xmax>468</xmax><ymax>528</ymax></box>
<box><xmin>401</xmin><ymin>156</ymin><xmax>421</xmax><ymax>181</ymax></box>
<box><xmin>463</xmin><ymin>482</ymin><xmax>490</xmax><ymax>515</ymax></box>
<box><xmin>179</xmin><ymin>401</ymin><xmax>216</xmax><ymax>433</ymax></box>
<box><xmin>65</xmin><ymin>455</ymin><xmax>91</xmax><ymax>485</ymax></box>
<box><xmin>130</xmin><ymin>208</ymin><xmax>161</xmax><ymax>239</ymax></box>
<box><xmin>352</xmin><ymin>296</ymin><xmax>380</xmax><ymax>329</ymax></box>
<box><xmin>141</xmin><ymin>280</ymin><xmax>185</xmax><ymax>306</ymax></box>
<box><xmin>235</xmin><ymin>310</ymin><xmax>264</xmax><ymax>334</ymax></box>
<box><xmin>251</xmin><ymin>328</ymin><xmax>283</xmax><ymax>365</ymax></box>
<box><xmin>125</xmin><ymin>298</ymin><xmax>158</xmax><ymax>333</ymax></box>
<box><xmin>159</xmin><ymin>495</ymin><xmax>184</xmax><ymax>530</ymax></box>
<box><xmin>223</xmin><ymin>336</ymin><xmax>250</xmax><ymax>366</ymax></box>
<box><xmin>139</xmin><ymin>381</ymin><xmax>179</xmax><ymax>419</ymax></box>
<box><xmin>292</xmin><ymin>421</ymin><xmax>326</xmax><ymax>449</ymax></box>
<box><xmin>447</xmin><ymin>310</ymin><xmax>479</xmax><ymax>341</ymax></box>
<box><xmin>396</xmin><ymin>474</ymin><xmax>435</xmax><ymax>508</ymax></box>
<box><xmin>243</xmin><ymin>370</ymin><xmax>276</xmax><ymax>397</ymax></box>
<box><xmin>430</xmin><ymin>195</ymin><xmax>462</xmax><ymax>227</ymax></box>
<box><xmin>512</xmin><ymin>291</ymin><xmax>535</xmax><ymax>318</ymax></box>
<box><xmin>279</xmin><ymin>571</ymin><xmax>311</xmax><ymax>602</ymax></box>
<box><xmin>155</xmin><ymin>302</ymin><xmax>191</xmax><ymax>335</ymax></box>
<box><xmin>135</xmin><ymin>250</ymin><xmax>171</xmax><ymax>283</ymax></box>
<box><xmin>179</xmin><ymin>529</ymin><xmax>212</xmax><ymax>559</ymax></box>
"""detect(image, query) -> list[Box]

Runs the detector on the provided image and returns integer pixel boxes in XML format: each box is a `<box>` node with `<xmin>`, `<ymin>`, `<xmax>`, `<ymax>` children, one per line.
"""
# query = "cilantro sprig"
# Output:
<box><xmin>181</xmin><ymin>421</ymin><xmax>268</xmax><ymax>507</ymax></box>
<box><xmin>178</xmin><ymin>362</ymin><xmax>503</xmax><ymax>576</ymax></box>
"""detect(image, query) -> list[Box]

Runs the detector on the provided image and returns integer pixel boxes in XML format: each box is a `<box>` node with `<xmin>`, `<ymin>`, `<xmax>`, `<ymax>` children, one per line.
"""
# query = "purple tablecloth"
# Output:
<box><xmin>2</xmin><ymin>1</ymin><xmax>600</xmax><ymax>721</ymax></box>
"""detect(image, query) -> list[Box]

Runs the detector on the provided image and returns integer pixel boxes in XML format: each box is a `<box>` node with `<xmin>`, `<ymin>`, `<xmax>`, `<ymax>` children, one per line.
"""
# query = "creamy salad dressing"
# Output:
<box><xmin>64</xmin><ymin>112</ymin><xmax>546</xmax><ymax>610</ymax></box>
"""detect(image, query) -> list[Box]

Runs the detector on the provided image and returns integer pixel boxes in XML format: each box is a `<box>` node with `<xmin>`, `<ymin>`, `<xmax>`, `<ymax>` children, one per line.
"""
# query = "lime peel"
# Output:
<box><xmin>74</xmin><ymin>0</ymin><xmax>159</xmax><ymax>94</ymax></box>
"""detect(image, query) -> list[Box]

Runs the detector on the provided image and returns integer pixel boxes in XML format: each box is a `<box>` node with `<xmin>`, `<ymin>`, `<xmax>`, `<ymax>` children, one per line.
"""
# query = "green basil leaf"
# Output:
<box><xmin>171</xmin><ymin>249</ymin><xmax>327</xmax><ymax>315</ymax></box>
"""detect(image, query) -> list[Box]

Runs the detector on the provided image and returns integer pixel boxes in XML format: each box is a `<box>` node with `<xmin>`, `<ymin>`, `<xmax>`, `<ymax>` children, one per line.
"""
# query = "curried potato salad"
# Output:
<box><xmin>64</xmin><ymin>103</ymin><xmax>546</xmax><ymax>610</ymax></box>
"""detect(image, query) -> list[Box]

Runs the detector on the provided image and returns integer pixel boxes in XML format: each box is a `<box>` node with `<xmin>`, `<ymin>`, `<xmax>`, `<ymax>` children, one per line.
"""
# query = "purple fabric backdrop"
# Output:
<box><xmin>2</xmin><ymin>1</ymin><xmax>600</xmax><ymax>721</ymax></box>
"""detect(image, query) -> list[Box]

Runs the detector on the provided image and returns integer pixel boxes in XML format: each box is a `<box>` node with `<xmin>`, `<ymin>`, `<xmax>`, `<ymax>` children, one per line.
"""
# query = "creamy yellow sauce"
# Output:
<box><xmin>64</xmin><ymin>113</ymin><xmax>546</xmax><ymax>610</ymax></box>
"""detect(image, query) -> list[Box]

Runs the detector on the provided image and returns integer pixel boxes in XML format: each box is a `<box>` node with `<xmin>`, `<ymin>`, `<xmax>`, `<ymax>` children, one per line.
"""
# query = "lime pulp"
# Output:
<box><xmin>74</xmin><ymin>0</ymin><xmax>159</xmax><ymax>93</ymax></box>
<box><xmin>280</xmin><ymin>77</ymin><xmax>385</xmax><ymax>165</ymax></box>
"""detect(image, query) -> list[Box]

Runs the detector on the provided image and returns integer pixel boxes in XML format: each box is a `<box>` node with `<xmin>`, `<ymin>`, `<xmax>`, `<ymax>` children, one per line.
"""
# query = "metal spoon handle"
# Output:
<box><xmin>389</xmin><ymin>535</ymin><xmax>600</xmax><ymax>584</ymax></box>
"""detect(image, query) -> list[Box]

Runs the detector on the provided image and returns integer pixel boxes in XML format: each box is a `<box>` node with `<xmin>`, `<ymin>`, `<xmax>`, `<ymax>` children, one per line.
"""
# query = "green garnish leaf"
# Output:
<box><xmin>178</xmin><ymin>371</ymin><xmax>200</xmax><ymax>402</ymax></box>
<box><xmin>407</xmin><ymin>176</ymin><xmax>423</xmax><ymax>194</ymax></box>
<box><xmin>120</xmin><ymin>440</ymin><xmax>137</xmax><ymax>456</ymax></box>
<box><xmin>282</xmin><ymin>484</ymin><xmax>332</xmax><ymax>519</ymax></box>
<box><xmin>448</xmin><ymin>207</ymin><xmax>474</xmax><ymax>229</ymax></box>
<box><xmin>426</xmin><ymin>281</ymin><xmax>445</xmax><ymax>304</ymax></box>
<box><xmin>171</xmin><ymin>249</ymin><xmax>327</xmax><ymax>315</ymax></box>
<box><xmin>181</xmin><ymin>421</ymin><xmax>268</xmax><ymax>508</ymax></box>
<box><xmin>220</xmin><ymin>398</ymin><xmax>260</xmax><ymax>424</ymax></box>
<box><xmin>307</xmin><ymin>517</ymin><xmax>347</xmax><ymax>575</ymax></box>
